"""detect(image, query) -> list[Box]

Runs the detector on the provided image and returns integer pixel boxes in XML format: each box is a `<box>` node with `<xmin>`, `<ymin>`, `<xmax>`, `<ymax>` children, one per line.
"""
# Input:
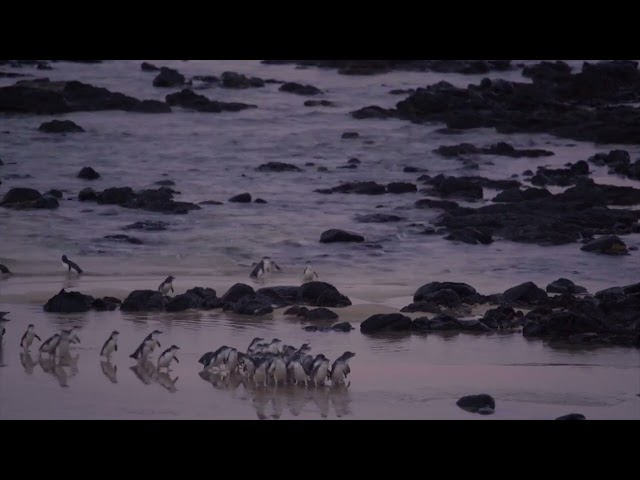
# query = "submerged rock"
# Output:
<box><xmin>39</xmin><ymin>119</ymin><xmax>84</xmax><ymax>133</ymax></box>
<box><xmin>456</xmin><ymin>394</ymin><xmax>496</xmax><ymax>414</ymax></box>
<box><xmin>360</xmin><ymin>313</ymin><xmax>413</xmax><ymax>333</ymax></box>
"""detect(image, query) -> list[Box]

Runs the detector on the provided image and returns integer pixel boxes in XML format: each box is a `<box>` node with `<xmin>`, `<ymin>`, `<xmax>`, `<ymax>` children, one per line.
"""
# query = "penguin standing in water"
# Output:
<box><xmin>158</xmin><ymin>276</ymin><xmax>175</xmax><ymax>295</ymax></box>
<box><xmin>199</xmin><ymin>345</ymin><xmax>231</xmax><ymax>372</ymax></box>
<box><xmin>61</xmin><ymin>255</ymin><xmax>83</xmax><ymax>274</ymax></box>
<box><xmin>330</xmin><ymin>351</ymin><xmax>355</xmax><ymax>385</ymax></box>
<box><xmin>20</xmin><ymin>324</ymin><xmax>41</xmax><ymax>351</ymax></box>
<box><xmin>157</xmin><ymin>345</ymin><xmax>180</xmax><ymax>371</ymax></box>
<box><xmin>302</xmin><ymin>261</ymin><xmax>319</xmax><ymax>283</ymax></box>
<box><xmin>309</xmin><ymin>354</ymin><xmax>330</xmax><ymax>387</ymax></box>
<box><xmin>246</xmin><ymin>337</ymin><xmax>264</xmax><ymax>355</ymax></box>
<box><xmin>268</xmin><ymin>354</ymin><xmax>288</xmax><ymax>387</ymax></box>
<box><xmin>130</xmin><ymin>330</ymin><xmax>163</xmax><ymax>362</ymax></box>
<box><xmin>100</xmin><ymin>331</ymin><xmax>119</xmax><ymax>359</ymax></box>
<box><xmin>39</xmin><ymin>333</ymin><xmax>61</xmax><ymax>357</ymax></box>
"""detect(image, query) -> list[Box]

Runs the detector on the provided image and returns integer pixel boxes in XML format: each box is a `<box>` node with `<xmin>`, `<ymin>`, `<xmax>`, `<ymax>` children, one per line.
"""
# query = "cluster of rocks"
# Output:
<box><xmin>0</xmin><ymin>187</ymin><xmax>60</xmax><ymax>209</ymax></box>
<box><xmin>42</xmin><ymin>281</ymin><xmax>351</xmax><ymax>317</ymax></box>
<box><xmin>589</xmin><ymin>149</ymin><xmax>640</xmax><ymax>181</ymax></box>
<box><xmin>434</xmin><ymin>142</ymin><xmax>554</xmax><ymax>159</ymax></box>
<box><xmin>165</xmin><ymin>89</ymin><xmax>256</xmax><ymax>113</ymax></box>
<box><xmin>360</xmin><ymin>279</ymin><xmax>640</xmax><ymax>348</ymax></box>
<box><xmin>315</xmin><ymin>181</ymin><xmax>417</xmax><ymax>195</ymax></box>
<box><xmin>351</xmin><ymin>61</ymin><xmax>640</xmax><ymax>145</ymax></box>
<box><xmin>78</xmin><ymin>185</ymin><xmax>201</xmax><ymax>215</ymax></box>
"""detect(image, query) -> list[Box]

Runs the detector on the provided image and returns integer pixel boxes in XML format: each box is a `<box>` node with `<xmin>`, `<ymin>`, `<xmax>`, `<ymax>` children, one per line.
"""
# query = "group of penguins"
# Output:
<box><xmin>2</xmin><ymin>319</ymin><xmax>355</xmax><ymax>389</ymax></box>
<box><xmin>198</xmin><ymin>337</ymin><xmax>355</xmax><ymax>388</ymax></box>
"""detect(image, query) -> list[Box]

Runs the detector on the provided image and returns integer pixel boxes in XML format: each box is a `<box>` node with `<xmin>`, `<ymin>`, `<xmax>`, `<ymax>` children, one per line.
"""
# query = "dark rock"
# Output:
<box><xmin>77</xmin><ymin>167</ymin><xmax>100</xmax><ymax>180</ymax></box>
<box><xmin>199</xmin><ymin>200</ymin><xmax>223</xmax><ymax>205</ymax></box>
<box><xmin>1</xmin><ymin>187</ymin><xmax>41</xmax><ymax>205</ymax></box>
<box><xmin>88</xmin><ymin>186</ymin><xmax>200</xmax><ymax>215</ymax></box>
<box><xmin>456</xmin><ymin>394</ymin><xmax>495</xmax><ymax>414</ymax></box>
<box><xmin>502</xmin><ymin>282</ymin><xmax>549</xmax><ymax>305</ymax></box>
<box><xmin>39</xmin><ymin>119</ymin><xmax>84</xmax><ymax>133</ymax></box>
<box><xmin>546</xmin><ymin>278</ymin><xmax>588</xmax><ymax>295</ymax></box>
<box><xmin>192</xmin><ymin>75</ymin><xmax>219</xmax><ymax>83</ymax></box>
<box><xmin>415</xmin><ymin>198</ymin><xmax>460</xmax><ymax>211</ymax></box>
<box><xmin>555</xmin><ymin>413</ymin><xmax>586</xmax><ymax>421</ymax></box>
<box><xmin>165</xmin><ymin>89</ymin><xmax>256</xmax><ymax>113</ymax></box>
<box><xmin>341</xmin><ymin>131</ymin><xmax>359</xmax><ymax>139</ymax></box>
<box><xmin>104</xmin><ymin>234</ymin><xmax>143</xmax><ymax>245</ymax></box>
<box><xmin>387</xmin><ymin>182</ymin><xmax>417</xmax><ymax>194</ymax></box>
<box><xmin>43</xmin><ymin>288</ymin><xmax>94</xmax><ymax>313</ymax></box>
<box><xmin>360</xmin><ymin>313</ymin><xmax>413</xmax><ymax>333</ymax></box>
<box><xmin>121</xmin><ymin>290</ymin><xmax>168</xmax><ymax>311</ymax></box>
<box><xmin>298</xmin><ymin>281</ymin><xmax>352</xmax><ymax>307</ymax></box>
<box><xmin>254</xmin><ymin>198</ymin><xmax>267</xmax><ymax>204</ymax></box>
<box><xmin>434</xmin><ymin>142</ymin><xmax>554</xmax><ymax>159</ymax></box>
<box><xmin>141</xmin><ymin>62</ymin><xmax>160</xmax><ymax>72</ymax></box>
<box><xmin>154</xmin><ymin>180</ymin><xmax>175</xmax><ymax>187</ymax></box>
<box><xmin>228</xmin><ymin>193</ymin><xmax>252</xmax><ymax>203</ymax></box>
<box><xmin>128</xmin><ymin>100</ymin><xmax>171</xmax><ymax>113</ymax></box>
<box><xmin>296</xmin><ymin>307</ymin><xmax>310</xmax><ymax>318</ymax></box>
<box><xmin>400</xmin><ymin>301</ymin><xmax>442</xmax><ymax>314</ymax></box>
<box><xmin>255</xmin><ymin>286</ymin><xmax>300</xmax><ymax>306</ymax></box>
<box><xmin>166</xmin><ymin>292</ymin><xmax>203</xmax><ymax>312</ymax></box>
<box><xmin>351</xmin><ymin>105</ymin><xmax>396</xmax><ymax>119</ymax></box>
<box><xmin>421</xmin><ymin>289</ymin><xmax>462</xmax><ymax>307</ymax></box>
<box><xmin>482</xmin><ymin>306</ymin><xmax>518</xmax><ymax>329</ymax></box>
<box><xmin>0</xmin><ymin>264</ymin><xmax>12</xmax><ymax>274</ymax></box>
<box><xmin>91</xmin><ymin>296</ymin><xmax>121</xmax><ymax>311</ymax></box>
<box><xmin>232</xmin><ymin>294</ymin><xmax>273</xmax><ymax>316</ymax></box>
<box><xmin>412</xmin><ymin>314</ymin><xmax>462</xmax><ymax>331</ymax></box>
<box><xmin>221</xmin><ymin>283</ymin><xmax>255</xmax><ymax>303</ymax></box>
<box><xmin>331</xmin><ymin>322</ymin><xmax>354</xmax><ymax>332</ymax></box>
<box><xmin>304</xmin><ymin>326</ymin><xmax>319</xmax><ymax>332</ymax></box>
<box><xmin>315</xmin><ymin>181</ymin><xmax>386</xmax><ymax>195</ymax></box>
<box><xmin>355</xmin><ymin>213</ymin><xmax>404</xmax><ymax>223</ymax></box>
<box><xmin>304</xmin><ymin>100</ymin><xmax>334</xmax><ymax>107</ymax></box>
<box><xmin>445</xmin><ymin>227</ymin><xmax>494</xmax><ymax>245</ymax></box>
<box><xmin>580</xmin><ymin>235</ymin><xmax>629</xmax><ymax>255</ymax></box>
<box><xmin>78</xmin><ymin>187</ymin><xmax>98</xmax><ymax>201</ymax></box>
<box><xmin>279</xmin><ymin>82</ymin><xmax>322</xmax><ymax>95</ymax></box>
<box><xmin>220</xmin><ymin>71</ymin><xmax>264</xmax><ymax>89</ymax></box>
<box><xmin>320</xmin><ymin>229</ymin><xmax>365</xmax><ymax>243</ymax></box>
<box><xmin>494</xmin><ymin>187</ymin><xmax>551</xmax><ymax>203</ymax></box>
<box><xmin>414</xmin><ymin>282</ymin><xmax>477</xmax><ymax>303</ymax></box>
<box><xmin>255</xmin><ymin>162</ymin><xmax>302</xmax><ymax>172</ymax></box>
<box><xmin>522</xmin><ymin>61</ymin><xmax>572</xmax><ymax>83</ymax></box>
<box><xmin>304</xmin><ymin>307</ymin><xmax>339</xmax><ymax>321</ymax></box>
<box><xmin>284</xmin><ymin>305</ymin><xmax>303</xmax><ymax>315</ymax></box>
<box><xmin>431</xmin><ymin>176</ymin><xmax>483</xmax><ymax>200</ymax></box>
<box><xmin>152</xmin><ymin>67</ymin><xmax>186</xmax><ymax>88</ymax></box>
<box><xmin>348</xmin><ymin>158</ymin><xmax>361</xmax><ymax>164</ymax></box>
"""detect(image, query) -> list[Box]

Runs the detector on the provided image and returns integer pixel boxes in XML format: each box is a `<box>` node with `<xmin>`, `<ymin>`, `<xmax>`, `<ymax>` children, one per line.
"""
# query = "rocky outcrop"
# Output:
<box><xmin>434</xmin><ymin>142</ymin><xmax>554</xmax><ymax>158</ymax></box>
<box><xmin>255</xmin><ymin>162</ymin><xmax>302</xmax><ymax>172</ymax></box>
<box><xmin>298</xmin><ymin>281</ymin><xmax>351</xmax><ymax>307</ymax></box>
<box><xmin>39</xmin><ymin>119</ymin><xmax>84</xmax><ymax>133</ymax></box>
<box><xmin>77</xmin><ymin>167</ymin><xmax>100</xmax><ymax>180</ymax></box>
<box><xmin>279</xmin><ymin>82</ymin><xmax>322</xmax><ymax>95</ymax></box>
<box><xmin>0</xmin><ymin>188</ymin><xmax>59</xmax><ymax>210</ymax></box>
<box><xmin>43</xmin><ymin>289</ymin><xmax>94</xmax><ymax>313</ymax></box>
<box><xmin>121</xmin><ymin>290</ymin><xmax>168</xmax><ymax>311</ymax></box>
<box><xmin>166</xmin><ymin>89</ymin><xmax>256</xmax><ymax>113</ymax></box>
<box><xmin>320</xmin><ymin>229</ymin><xmax>365</xmax><ymax>243</ymax></box>
<box><xmin>79</xmin><ymin>186</ymin><xmax>201</xmax><ymax>215</ymax></box>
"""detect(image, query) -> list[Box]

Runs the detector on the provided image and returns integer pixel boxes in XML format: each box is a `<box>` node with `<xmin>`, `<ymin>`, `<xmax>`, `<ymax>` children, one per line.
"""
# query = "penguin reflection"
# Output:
<box><xmin>20</xmin><ymin>351</ymin><xmax>38</xmax><ymax>375</ymax></box>
<box><xmin>329</xmin><ymin>384</ymin><xmax>352</xmax><ymax>418</ymax></box>
<box><xmin>100</xmin><ymin>360</ymin><xmax>118</xmax><ymax>384</ymax></box>
<box><xmin>157</xmin><ymin>371</ymin><xmax>179</xmax><ymax>393</ymax></box>
<box><xmin>130</xmin><ymin>359</ymin><xmax>157</xmax><ymax>385</ymax></box>
<box><xmin>199</xmin><ymin>370</ymin><xmax>244</xmax><ymax>392</ymax></box>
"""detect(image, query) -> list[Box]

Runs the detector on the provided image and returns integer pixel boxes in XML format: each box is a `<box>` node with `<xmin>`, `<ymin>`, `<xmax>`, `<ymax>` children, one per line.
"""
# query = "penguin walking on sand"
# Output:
<box><xmin>157</xmin><ymin>345</ymin><xmax>180</xmax><ymax>371</ymax></box>
<box><xmin>100</xmin><ymin>331</ymin><xmax>119</xmax><ymax>359</ymax></box>
<box><xmin>158</xmin><ymin>276</ymin><xmax>175</xmax><ymax>295</ymax></box>
<box><xmin>130</xmin><ymin>330</ymin><xmax>163</xmax><ymax>362</ymax></box>
<box><xmin>61</xmin><ymin>255</ymin><xmax>83</xmax><ymax>274</ymax></box>
<box><xmin>20</xmin><ymin>324</ymin><xmax>41</xmax><ymax>351</ymax></box>
<box><xmin>302</xmin><ymin>261</ymin><xmax>319</xmax><ymax>283</ymax></box>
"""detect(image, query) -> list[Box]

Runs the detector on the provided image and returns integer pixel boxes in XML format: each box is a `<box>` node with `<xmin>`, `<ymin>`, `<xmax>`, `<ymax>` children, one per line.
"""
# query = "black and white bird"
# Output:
<box><xmin>268</xmin><ymin>354</ymin><xmax>287</xmax><ymax>387</ymax></box>
<box><xmin>100</xmin><ymin>331</ymin><xmax>119</xmax><ymax>359</ymax></box>
<box><xmin>56</xmin><ymin>327</ymin><xmax>79</xmax><ymax>358</ymax></box>
<box><xmin>330</xmin><ymin>351</ymin><xmax>355</xmax><ymax>385</ymax></box>
<box><xmin>199</xmin><ymin>345</ymin><xmax>230</xmax><ymax>371</ymax></box>
<box><xmin>310</xmin><ymin>355</ymin><xmax>330</xmax><ymax>387</ymax></box>
<box><xmin>246</xmin><ymin>337</ymin><xmax>264</xmax><ymax>355</ymax></box>
<box><xmin>249</xmin><ymin>256</ymin><xmax>282</xmax><ymax>280</ymax></box>
<box><xmin>20</xmin><ymin>324</ymin><xmax>41</xmax><ymax>351</ymax></box>
<box><xmin>39</xmin><ymin>333</ymin><xmax>61</xmax><ymax>356</ymax></box>
<box><xmin>158</xmin><ymin>276</ymin><xmax>175</xmax><ymax>295</ymax></box>
<box><xmin>61</xmin><ymin>255</ymin><xmax>83</xmax><ymax>274</ymax></box>
<box><xmin>302</xmin><ymin>261</ymin><xmax>319</xmax><ymax>283</ymax></box>
<box><xmin>130</xmin><ymin>330</ymin><xmax>163</xmax><ymax>361</ymax></box>
<box><xmin>157</xmin><ymin>345</ymin><xmax>180</xmax><ymax>370</ymax></box>
<box><xmin>266</xmin><ymin>338</ymin><xmax>282</xmax><ymax>354</ymax></box>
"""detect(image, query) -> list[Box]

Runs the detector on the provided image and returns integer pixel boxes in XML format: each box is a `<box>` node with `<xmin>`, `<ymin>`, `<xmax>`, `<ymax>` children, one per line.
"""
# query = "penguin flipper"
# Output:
<box><xmin>273</xmin><ymin>262</ymin><xmax>282</xmax><ymax>271</ymax></box>
<box><xmin>175</xmin><ymin>357</ymin><xmax>179</xmax><ymax>363</ymax></box>
<box><xmin>171</xmin><ymin>286</ymin><xmax>174</xmax><ymax>293</ymax></box>
<box><xmin>35</xmin><ymin>334</ymin><xmax>41</xmax><ymax>341</ymax></box>
<box><xmin>114</xmin><ymin>344</ymin><xmax>118</xmax><ymax>351</ymax></box>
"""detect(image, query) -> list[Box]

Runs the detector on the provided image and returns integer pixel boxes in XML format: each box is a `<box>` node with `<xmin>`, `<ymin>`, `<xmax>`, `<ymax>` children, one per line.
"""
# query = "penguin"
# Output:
<box><xmin>39</xmin><ymin>333</ymin><xmax>61</xmax><ymax>356</ymax></box>
<box><xmin>158</xmin><ymin>276</ymin><xmax>175</xmax><ymax>295</ymax></box>
<box><xmin>302</xmin><ymin>261</ymin><xmax>319</xmax><ymax>283</ymax></box>
<box><xmin>266</xmin><ymin>338</ymin><xmax>282</xmax><ymax>354</ymax></box>
<box><xmin>268</xmin><ymin>354</ymin><xmax>287</xmax><ymax>387</ymax></box>
<box><xmin>249</xmin><ymin>256</ymin><xmax>281</xmax><ymax>279</ymax></box>
<box><xmin>224</xmin><ymin>347</ymin><xmax>239</xmax><ymax>374</ymax></box>
<box><xmin>100</xmin><ymin>331</ymin><xmax>119</xmax><ymax>358</ymax></box>
<box><xmin>330</xmin><ymin>351</ymin><xmax>355</xmax><ymax>385</ymax></box>
<box><xmin>246</xmin><ymin>337</ymin><xmax>264</xmax><ymax>354</ymax></box>
<box><xmin>310</xmin><ymin>356</ymin><xmax>330</xmax><ymax>387</ymax></box>
<box><xmin>0</xmin><ymin>316</ymin><xmax>9</xmax><ymax>342</ymax></box>
<box><xmin>288</xmin><ymin>356</ymin><xmax>309</xmax><ymax>386</ymax></box>
<box><xmin>157</xmin><ymin>345</ymin><xmax>180</xmax><ymax>370</ymax></box>
<box><xmin>20</xmin><ymin>324</ymin><xmax>41</xmax><ymax>351</ymax></box>
<box><xmin>199</xmin><ymin>345</ymin><xmax>230</xmax><ymax>371</ymax></box>
<box><xmin>238</xmin><ymin>352</ymin><xmax>257</xmax><ymax>378</ymax></box>
<box><xmin>130</xmin><ymin>330</ymin><xmax>162</xmax><ymax>361</ymax></box>
<box><xmin>61</xmin><ymin>255</ymin><xmax>83</xmax><ymax>274</ymax></box>
<box><xmin>56</xmin><ymin>329</ymin><xmax>76</xmax><ymax>358</ymax></box>
<box><xmin>252</xmin><ymin>357</ymin><xmax>270</xmax><ymax>387</ymax></box>
<box><xmin>0</xmin><ymin>311</ymin><xmax>9</xmax><ymax>319</ymax></box>
<box><xmin>261</xmin><ymin>256</ymin><xmax>281</xmax><ymax>274</ymax></box>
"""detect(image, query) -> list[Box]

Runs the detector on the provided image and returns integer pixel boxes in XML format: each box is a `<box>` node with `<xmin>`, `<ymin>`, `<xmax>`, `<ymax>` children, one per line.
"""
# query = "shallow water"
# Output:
<box><xmin>1</xmin><ymin>60</ymin><xmax>640</xmax><ymax>419</ymax></box>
